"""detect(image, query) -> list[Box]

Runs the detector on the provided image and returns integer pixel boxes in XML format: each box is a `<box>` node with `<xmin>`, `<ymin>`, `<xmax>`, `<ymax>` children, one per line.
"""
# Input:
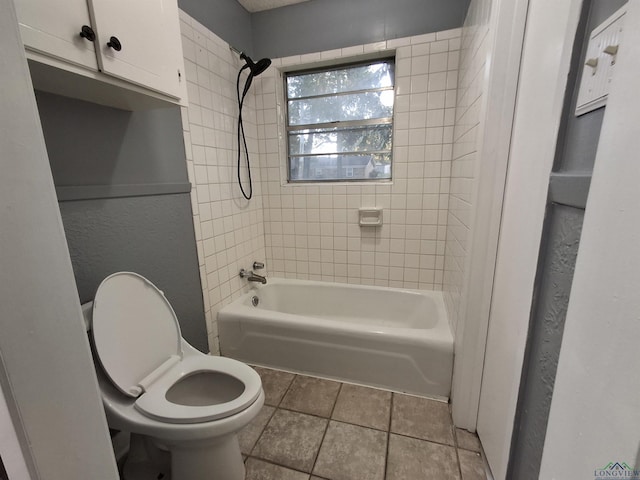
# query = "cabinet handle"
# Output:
<box><xmin>107</xmin><ymin>36</ymin><xmax>122</xmax><ymax>52</ymax></box>
<box><xmin>79</xmin><ymin>25</ymin><xmax>96</xmax><ymax>42</ymax></box>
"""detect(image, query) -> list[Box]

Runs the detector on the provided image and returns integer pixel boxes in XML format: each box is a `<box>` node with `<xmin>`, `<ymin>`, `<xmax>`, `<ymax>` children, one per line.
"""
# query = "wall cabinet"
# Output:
<box><xmin>14</xmin><ymin>0</ymin><xmax>186</xmax><ymax>109</ymax></box>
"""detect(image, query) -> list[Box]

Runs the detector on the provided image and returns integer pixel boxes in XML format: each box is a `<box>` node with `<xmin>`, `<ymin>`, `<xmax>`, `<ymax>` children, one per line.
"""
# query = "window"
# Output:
<box><xmin>285</xmin><ymin>58</ymin><xmax>395</xmax><ymax>182</ymax></box>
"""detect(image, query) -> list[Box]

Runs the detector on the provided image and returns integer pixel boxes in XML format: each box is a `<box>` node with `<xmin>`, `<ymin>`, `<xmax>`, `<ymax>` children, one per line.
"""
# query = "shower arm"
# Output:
<box><xmin>229</xmin><ymin>45</ymin><xmax>243</xmax><ymax>57</ymax></box>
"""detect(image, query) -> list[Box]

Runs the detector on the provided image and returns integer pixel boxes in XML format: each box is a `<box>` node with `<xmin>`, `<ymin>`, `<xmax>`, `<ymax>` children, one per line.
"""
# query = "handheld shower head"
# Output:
<box><xmin>234</xmin><ymin>51</ymin><xmax>272</xmax><ymax>201</ymax></box>
<box><xmin>240</xmin><ymin>52</ymin><xmax>272</xmax><ymax>76</ymax></box>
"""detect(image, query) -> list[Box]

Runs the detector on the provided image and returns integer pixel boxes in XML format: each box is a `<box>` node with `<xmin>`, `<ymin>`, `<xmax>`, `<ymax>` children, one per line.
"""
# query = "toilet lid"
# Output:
<box><xmin>92</xmin><ymin>272</ymin><xmax>182</xmax><ymax>398</ymax></box>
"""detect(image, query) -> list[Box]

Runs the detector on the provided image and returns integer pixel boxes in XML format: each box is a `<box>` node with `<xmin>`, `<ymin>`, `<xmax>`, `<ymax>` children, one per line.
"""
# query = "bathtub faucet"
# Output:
<box><xmin>239</xmin><ymin>268</ymin><xmax>267</xmax><ymax>284</ymax></box>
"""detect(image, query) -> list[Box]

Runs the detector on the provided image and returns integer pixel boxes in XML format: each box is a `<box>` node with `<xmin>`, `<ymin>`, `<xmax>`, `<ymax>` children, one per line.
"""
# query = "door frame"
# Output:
<box><xmin>450</xmin><ymin>0</ymin><xmax>530</xmax><ymax>430</ymax></box>
<box><xmin>474</xmin><ymin>0</ymin><xmax>584</xmax><ymax>478</ymax></box>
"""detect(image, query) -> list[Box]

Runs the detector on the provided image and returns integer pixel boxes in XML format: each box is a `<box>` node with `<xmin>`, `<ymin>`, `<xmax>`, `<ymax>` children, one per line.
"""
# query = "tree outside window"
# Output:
<box><xmin>285</xmin><ymin>59</ymin><xmax>395</xmax><ymax>182</ymax></box>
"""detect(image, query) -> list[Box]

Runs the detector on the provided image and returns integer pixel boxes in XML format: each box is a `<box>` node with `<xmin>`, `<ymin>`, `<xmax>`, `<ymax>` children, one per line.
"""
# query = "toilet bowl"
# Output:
<box><xmin>86</xmin><ymin>272</ymin><xmax>264</xmax><ymax>480</ymax></box>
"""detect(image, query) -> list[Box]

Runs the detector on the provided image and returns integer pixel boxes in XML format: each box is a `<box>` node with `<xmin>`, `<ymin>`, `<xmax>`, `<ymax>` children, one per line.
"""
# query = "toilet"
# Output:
<box><xmin>85</xmin><ymin>272</ymin><xmax>264</xmax><ymax>480</ymax></box>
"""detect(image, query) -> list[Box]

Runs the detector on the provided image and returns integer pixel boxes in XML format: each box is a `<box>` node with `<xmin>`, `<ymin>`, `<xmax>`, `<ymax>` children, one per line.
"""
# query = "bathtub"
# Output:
<box><xmin>218</xmin><ymin>278</ymin><xmax>453</xmax><ymax>399</ymax></box>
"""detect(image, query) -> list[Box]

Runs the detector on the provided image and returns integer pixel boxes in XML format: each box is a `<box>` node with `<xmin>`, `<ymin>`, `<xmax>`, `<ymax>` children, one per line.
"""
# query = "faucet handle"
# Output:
<box><xmin>253</xmin><ymin>261</ymin><xmax>265</xmax><ymax>270</ymax></box>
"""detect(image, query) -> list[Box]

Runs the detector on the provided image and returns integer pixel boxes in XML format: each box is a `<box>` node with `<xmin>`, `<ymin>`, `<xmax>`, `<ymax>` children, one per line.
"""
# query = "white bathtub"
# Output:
<box><xmin>218</xmin><ymin>278</ymin><xmax>453</xmax><ymax>399</ymax></box>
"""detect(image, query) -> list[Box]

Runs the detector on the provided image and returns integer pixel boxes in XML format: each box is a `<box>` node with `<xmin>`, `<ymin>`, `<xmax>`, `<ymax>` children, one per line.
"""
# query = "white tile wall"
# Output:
<box><xmin>179</xmin><ymin>9</ymin><xmax>467</xmax><ymax>349</ymax></box>
<box><xmin>443</xmin><ymin>0</ymin><xmax>492</xmax><ymax>335</ymax></box>
<box><xmin>179</xmin><ymin>11</ymin><xmax>267</xmax><ymax>354</ymax></box>
<box><xmin>253</xmin><ymin>29</ymin><xmax>461</xmax><ymax>290</ymax></box>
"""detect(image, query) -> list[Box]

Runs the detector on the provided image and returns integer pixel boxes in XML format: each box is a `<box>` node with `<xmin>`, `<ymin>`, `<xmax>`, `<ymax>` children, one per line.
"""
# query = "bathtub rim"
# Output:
<box><xmin>221</xmin><ymin>277</ymin><xmax>452</xmax><ymax>343</ymax></box>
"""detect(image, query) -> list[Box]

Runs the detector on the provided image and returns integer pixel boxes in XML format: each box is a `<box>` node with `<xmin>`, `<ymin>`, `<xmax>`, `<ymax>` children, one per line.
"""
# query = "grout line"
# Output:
<box><xmin>455</xmin><ymin>446</ymin><xmax>465</xmax><ymax>480</ymax></box>
<box><xmin>384</xmin><ymin>393</ymin><xmax>394</xmax><ymax>479</ymax></box>
<box><xmin>253</xmin><ymin>367</ymin><xmax>464</xmax><ymax>477</ymax></box>
<box><xmin>244</xmin><ymin>454</ymin><xmax>313</xmax><ymax>476</ymax></box>
<box><xmin>246</xmin><ymin>403</ymin><xmax>278</xmax><ymax>458</ymax></box>
<box><xmin>451</xmin><ymin>404</ymin><xmax>465</xmax><ymax>479</ymax></box>
<box><xmin>276</xmin><ymin>372</ymin><xmax>297</xmax><ymax>408</ymax></box>
<box><xmin>246</xmin><ymin>369</ymin><xmax>296</xmax><ymax>458</ymax></box>
<box><xmin>309</xmin><ymin>382</ymin><xmax>343</xmax><ymax>476</ymax></box>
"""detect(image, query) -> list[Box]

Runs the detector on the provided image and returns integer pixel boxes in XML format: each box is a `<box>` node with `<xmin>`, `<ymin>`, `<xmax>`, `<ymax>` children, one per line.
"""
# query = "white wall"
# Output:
<box><xmin>254</xmin><ymin>30</ymin><xmax>461</xmax><ymax>290</ymax></box>
<box><xmin>475</xmin><ymin>0</ymin><xmax>582</xmax><ymax>477</ymax></box>
<box><xmin>0</xmin><ymin>1</ymin><xmax>119</xmax><ymax>477</ymax></box>
<box><xmin>540</xmin><ymin>3</ymin><xmax>640</xmax><ymax>477</ymax></box>
<box><xmin>445</xmin><ymin>0</ymin><xmax>529</xmax><ymax>432</ymax></box>
<box><xmin>443</xmin><ymin>0</ymin><xmax>491</xmax><ymax>340</ymax></box>
<box><xmin>179</xmin><ymin>11</ymin><xmax>267</xmax><ymax>354</ymax></box>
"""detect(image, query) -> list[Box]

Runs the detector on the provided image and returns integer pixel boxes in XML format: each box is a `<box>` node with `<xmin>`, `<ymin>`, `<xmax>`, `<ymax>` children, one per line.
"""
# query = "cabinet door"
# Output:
<box><xmin>14</xmin><ymin>0</ymin><xmax>98</xmax><ymax>70</ymax></box>
<box><xmin>87</xmin><ymin>0</ymin><xmax>184</xmax><ymax>99</ymax></box>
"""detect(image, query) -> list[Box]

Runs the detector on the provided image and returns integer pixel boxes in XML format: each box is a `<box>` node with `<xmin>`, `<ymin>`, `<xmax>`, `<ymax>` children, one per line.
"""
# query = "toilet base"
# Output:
<box><xmin>170</xmin><ymin>434</ymin><xmax>245</xmax><ymax>480</ymax></box>
<box><xmin>122</xmin><ymin>432</ymin><xmax>245</xmax><ymax>480</ymax></box>
<box><xmin>123</xmin><ymin>433</ymin><xmax>171</xmax><ymax>480</ymax></box>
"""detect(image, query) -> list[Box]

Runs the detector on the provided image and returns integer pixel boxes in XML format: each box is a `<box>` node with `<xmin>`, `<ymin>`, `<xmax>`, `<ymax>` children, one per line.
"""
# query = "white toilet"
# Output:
<box><xmin>85</xmin><ymin>272</ymin><xmax>264</xmax><ymax>480</ymax></box>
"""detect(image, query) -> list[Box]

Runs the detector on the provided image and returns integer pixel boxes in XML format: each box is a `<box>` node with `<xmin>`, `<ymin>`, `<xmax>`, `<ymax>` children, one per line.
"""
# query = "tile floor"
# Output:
<box><xmin>239</xmin><ymin>366</ymin><xmax>486</xmax><ymax>480</ymax></box>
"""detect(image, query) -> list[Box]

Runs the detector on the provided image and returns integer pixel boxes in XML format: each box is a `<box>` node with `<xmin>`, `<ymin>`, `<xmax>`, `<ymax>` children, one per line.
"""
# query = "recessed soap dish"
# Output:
<box><xmin>359</xmin><ymin>208</ymin><xmax>383</xmax><ymax>227</ymax></box>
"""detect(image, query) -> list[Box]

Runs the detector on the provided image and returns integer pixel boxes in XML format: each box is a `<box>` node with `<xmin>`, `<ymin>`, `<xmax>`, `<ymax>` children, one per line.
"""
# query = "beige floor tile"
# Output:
<box><xmin>238</xmin><ymin>405</ymin><xmax>275</xmax><ymax>455</ymax></box>
<box><xmin>331</xmin><ymin>383</ymin><xmax>391</xmax><ymax>431</ymax></box>
<box><xmin>386</xmin><ymin>434</ymin><xmax>460</xmax><ymax>480</ymax></box>
<box><xmin>254</xmin><ymin>366</ymin><xmax>295</xmax><ymax>406</ymax></box>
<box><xmin>458</xmin><ymin>449</ymin><xmax>486</xmax><ymax>480</ymax></box>
<box><xmin>456</xmin><ymin>428</ymin><xmax>482</xmax><ymax>452</ymax></box>
<box><xmin>252</xmin><ymin>409</ymin><xmax>328</xmax><ymax>472</ymax></box>
<box><xmin>245</xmin><ymin>457</ymin><xmax>310</xmax><ymax>480</ymax></box>
<box><xmin>313</xmin><ymin>421</ymin><xmax>387</xmax><ymax>480</ymax></box>
<box><xmin>280</xmin><ymin>375</ymin><xmax>341</xmax><ymax>417</ymax></box>
<box><xmin>391</xmin><ymin>394</ymin><xmax>455</xmax><ymax>445</ymax></box>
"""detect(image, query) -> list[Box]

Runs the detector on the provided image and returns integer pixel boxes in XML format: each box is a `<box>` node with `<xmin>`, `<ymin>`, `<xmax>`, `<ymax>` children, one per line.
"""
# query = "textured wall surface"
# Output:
<box><xmin>443</xmin><ymin>0</ymin><xmax>492</xmax><ymax>336</ymax></box>
<box><xmin>37</xmin><ymin>92</ymin><xmax>207</xmax><ymax>352</ymax></box>
<box><xmin>253</xmin><ymin>30</ymin><xmax>461</xmax><ymax>289</ymax></box>
<box><xmin>179</xmin><ymin>11</ymin><xmax>267</xmax><ymax>353</ymax></box>
<box><xmin>59</xmin><ymin>194</ymin><xmax>208</xmax><ymax>352</ymax></box>
<box><xmin>509</xmin><ymin>205</ymin><xmax>583</xmax><ymax>479</ymax></box>
<box><xmin>251</xmin><ymin>0</ymin><xmax>470</xmax><ymax>58</ymax></box>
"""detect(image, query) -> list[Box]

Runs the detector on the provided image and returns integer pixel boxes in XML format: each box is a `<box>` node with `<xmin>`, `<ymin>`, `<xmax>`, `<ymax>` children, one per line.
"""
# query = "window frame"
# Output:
<box><xmin>284</xmin><ymin>57</ymin><xmax>396</xmax><ymax>184</ymax></box>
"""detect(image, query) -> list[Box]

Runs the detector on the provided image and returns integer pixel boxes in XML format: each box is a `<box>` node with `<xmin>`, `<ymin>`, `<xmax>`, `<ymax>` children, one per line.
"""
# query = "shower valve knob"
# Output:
<box><xmin>253</xmin><ymin>261</ymin><xmax>265</xmax><ymax>270</ymax></box>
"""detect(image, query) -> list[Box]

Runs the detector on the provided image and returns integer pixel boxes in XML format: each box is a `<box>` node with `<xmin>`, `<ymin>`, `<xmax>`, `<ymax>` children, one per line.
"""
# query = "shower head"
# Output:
<box><xmin>240</xmin><ymin>52</ymin><xmax>272</xmax><ymax>76</ymax></box>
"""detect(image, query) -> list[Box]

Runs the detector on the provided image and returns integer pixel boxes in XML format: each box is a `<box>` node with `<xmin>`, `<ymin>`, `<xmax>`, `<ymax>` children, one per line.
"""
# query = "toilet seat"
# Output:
<box><xmin>92</xmin><ymin>272</ymin><xmax>261</xmax><ymax>424</ymax></box>
<box><xmin>134</xmin><ymin>354</ymin><xmax>262</xmax><ymax>424</ymax></box>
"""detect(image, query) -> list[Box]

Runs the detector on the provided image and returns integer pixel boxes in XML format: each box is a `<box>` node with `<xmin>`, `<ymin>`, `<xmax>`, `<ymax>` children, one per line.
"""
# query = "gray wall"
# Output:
<box><xmin>35</xmin><ymin>92</ymin><xmax>208</xmax><ymax>353</ymax></box>
<box><xmin>251</xmin><ymin>0</ymin><xmax>470</xmax><ymax>58</ymax></box>
<box><xmin>507</xmin><ymin>1</ymin><xmax>627</xmax><ymax>478</ymax></box>
<box><xmin>553</xmin><ymin>0</ymin><xmax>627</xmax><ymax>174</ymax></box>
<box><xmin>178</xmin><ymin>0</ymin><xmax>253</xmax><ymax>54</ymax></box>
<box><xmin>58</xmin><ymin>194</ymin><xmax>206</xmax><ymax>352</ymax></box>
<box><xmin>178</xmin><ymin>0</ymin><xmax>470</xmax><ymax>60</ymax></box>
<box><xmin>37</xmin><ymin>91</ymin><xmax>188</xmax><ymax>188</ymax></box>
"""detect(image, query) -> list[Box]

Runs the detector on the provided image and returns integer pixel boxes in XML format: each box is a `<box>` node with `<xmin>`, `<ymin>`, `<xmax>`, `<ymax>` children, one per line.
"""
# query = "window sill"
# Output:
<box><xmin>282</xmin><ymin>179</ymin><xmax>393</xmax><ymax>187</ymax></box>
